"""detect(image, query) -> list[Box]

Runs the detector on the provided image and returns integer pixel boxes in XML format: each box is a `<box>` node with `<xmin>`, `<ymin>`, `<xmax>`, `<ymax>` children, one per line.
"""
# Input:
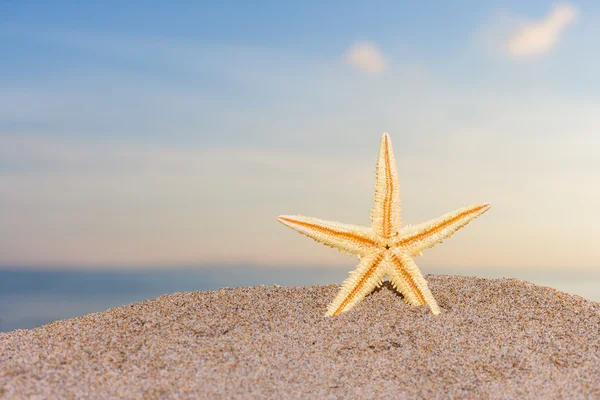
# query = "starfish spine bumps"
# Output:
<box><xmin>278</xmin><ymin>133</ymin><xmax>490</xmax><ymax>316</ymax></box>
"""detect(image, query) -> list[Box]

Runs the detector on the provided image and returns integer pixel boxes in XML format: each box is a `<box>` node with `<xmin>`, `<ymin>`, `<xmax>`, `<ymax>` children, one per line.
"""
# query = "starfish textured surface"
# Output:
<box><xmin>278</xmin><ymin>133</ymin><xmax>491</xmax><ymax>316</ymax></box>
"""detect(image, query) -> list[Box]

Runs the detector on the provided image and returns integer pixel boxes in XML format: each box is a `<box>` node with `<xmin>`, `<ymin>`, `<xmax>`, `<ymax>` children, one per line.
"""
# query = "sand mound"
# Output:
<box><xmin>1</xmin><ymin>275</ymin><xmax>599</xmax><ymax>399</ymax></box>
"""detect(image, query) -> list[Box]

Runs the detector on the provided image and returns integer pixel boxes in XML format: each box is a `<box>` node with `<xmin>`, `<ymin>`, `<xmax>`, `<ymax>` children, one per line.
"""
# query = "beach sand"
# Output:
<box><xmin>1</xmin><ymin>275</ymin><xmax>599</xmax><ymax>399</ymax></box>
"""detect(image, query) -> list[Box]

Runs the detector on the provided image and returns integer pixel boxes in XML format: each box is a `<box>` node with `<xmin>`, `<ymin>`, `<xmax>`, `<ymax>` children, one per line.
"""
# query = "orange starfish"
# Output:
<box><xmin>278</xmin><ymin>133</ymin><xmax>490</xmax><ymax>316</ymax></box>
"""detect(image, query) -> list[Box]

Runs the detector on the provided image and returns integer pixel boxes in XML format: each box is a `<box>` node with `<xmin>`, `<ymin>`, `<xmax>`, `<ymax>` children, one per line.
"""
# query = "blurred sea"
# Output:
<box><xmin>1</xmin><ymin>267</ymin><xmax>599</xmax><ymax>332</ymax></box>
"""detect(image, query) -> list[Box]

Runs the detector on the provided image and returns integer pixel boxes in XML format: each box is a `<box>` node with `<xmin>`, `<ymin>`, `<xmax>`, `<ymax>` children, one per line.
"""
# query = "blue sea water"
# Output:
<box><xmin>0</xmin><ymin>267</ymin><xmax>598</xmax><ymax>332</ymax></box>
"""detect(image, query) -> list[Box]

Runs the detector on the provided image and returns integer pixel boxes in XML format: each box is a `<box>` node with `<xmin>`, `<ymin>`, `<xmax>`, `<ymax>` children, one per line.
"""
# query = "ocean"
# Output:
<box><xmin>1</xmin><ymin>267</ymin><xmax>599</xmax><ymax>332</ymax></box>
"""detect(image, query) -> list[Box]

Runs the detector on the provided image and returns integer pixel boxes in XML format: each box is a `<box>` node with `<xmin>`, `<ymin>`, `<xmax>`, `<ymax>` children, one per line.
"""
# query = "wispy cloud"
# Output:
<box><xmin>2</xmin><ymin>25</ymin><xmax>600</xmax><ymax>270</ymax></box>
<box><xmin>507</xmin><ymin>3</ymin><xmax>578</xmax><ymax>58</ymax></box>
<box><xmin>343</xmin><ymin>41</ymin><xmax>388</xmax><ymax>75</ymax></box>
<box><xmin>0</xmin><ymin>135</ymin><xmax>375</xmax><ymax>267</ymax></box>
<box><xmin>2</xmin><ymin>111</ymin><xmax>600</xmax><ymax>269</ymax></box>
<box><xmin>0</xmin><ymin>27</ymin><xmax>433</xmax><ymax>150</ymax></box>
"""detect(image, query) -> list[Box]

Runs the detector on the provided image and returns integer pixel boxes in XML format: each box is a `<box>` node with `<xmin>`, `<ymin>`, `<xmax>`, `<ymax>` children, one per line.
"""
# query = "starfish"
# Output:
<box><xmin>277</xmin><ymin>132</ymin><xmax>490</xmax><ymax>316</ymax></box>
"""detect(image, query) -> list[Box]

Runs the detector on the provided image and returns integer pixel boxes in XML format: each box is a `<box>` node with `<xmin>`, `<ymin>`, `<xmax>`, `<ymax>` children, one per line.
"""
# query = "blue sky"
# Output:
<box><xmin>2</xmin><ymin>1</ymin><xmax>599</xmax><ymax>146</ymax></box>
<box><xmin>1</xmin><ymin>1</ymin><xmax>599</xmax><ymax>269</ymax></box>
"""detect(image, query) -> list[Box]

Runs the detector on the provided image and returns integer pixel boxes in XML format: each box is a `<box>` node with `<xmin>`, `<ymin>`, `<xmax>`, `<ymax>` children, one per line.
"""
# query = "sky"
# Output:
<box><xmin>1</xmin><ymin>1</ymin><xmax>599</xmax><ymax>270</ymax></box>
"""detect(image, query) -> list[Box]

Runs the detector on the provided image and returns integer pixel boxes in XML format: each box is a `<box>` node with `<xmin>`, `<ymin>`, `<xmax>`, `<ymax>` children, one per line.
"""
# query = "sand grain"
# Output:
<box><xmin>1</xmin><ymin>275</ymin><xmax>599</xmax><ymax>399</ymax></box>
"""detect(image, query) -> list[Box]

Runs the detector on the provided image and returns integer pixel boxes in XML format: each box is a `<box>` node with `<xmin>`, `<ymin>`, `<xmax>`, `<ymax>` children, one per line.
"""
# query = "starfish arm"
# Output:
<box><xmin>277</xmin><ymin>215</ymin><xmax>377</xmax><ymax>256</ymax></box>
<box><xmin>395</xmin><ymin>203</ymin><xmax>491</xmax><ymax>257</ymax></box>
<box><xmin>387</xmin><ymin>251</ymin><xmax>440</xmax><ymax>315</ymax></box>
<box><xmin>370</xmin><ymin>132</ymin><xmax>402</xmax><ymax>239</ymax></box>
<box><xmin>325</xmin><ymin>251</ymin><xmax>387</xmax><ymax>316</ymax></box>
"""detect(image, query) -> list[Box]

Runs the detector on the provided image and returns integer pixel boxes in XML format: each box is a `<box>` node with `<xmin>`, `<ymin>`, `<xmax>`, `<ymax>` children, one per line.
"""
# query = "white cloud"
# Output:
<box><xmin>507</xmin><ymin>3</ymin><xmax>578</xmax><ymax>57</ymax></box>
<box><xmin>344</xmin><ymin>41</ymin><xmax>388</xmax><ymax>75</ymax></box>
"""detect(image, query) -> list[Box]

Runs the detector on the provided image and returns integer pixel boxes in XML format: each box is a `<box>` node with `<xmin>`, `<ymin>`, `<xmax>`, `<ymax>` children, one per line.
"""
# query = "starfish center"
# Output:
<box><xmin>385</xmin><ymin>244</ymin><xmax>390</xmax><ymax>250</ymax></box>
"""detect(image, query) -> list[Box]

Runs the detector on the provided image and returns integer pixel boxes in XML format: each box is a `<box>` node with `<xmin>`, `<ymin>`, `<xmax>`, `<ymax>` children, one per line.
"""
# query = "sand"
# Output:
<box><xmin>1</xmin><ymin>275</ymin><xmax>599</xmax><ymax>399</ymax></box>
